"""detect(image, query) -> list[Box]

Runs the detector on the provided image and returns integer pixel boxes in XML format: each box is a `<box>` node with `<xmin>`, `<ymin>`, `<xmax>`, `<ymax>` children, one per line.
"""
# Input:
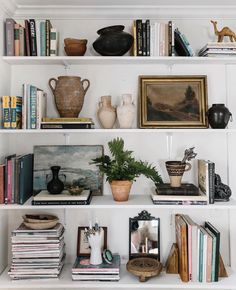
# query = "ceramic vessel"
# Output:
<box><xmin>165</xmin><ymin>161</ymin><xmax>191</xmax><ymax>187</ymax></box>
<box><xmin>97</xmin><ymin>95</ymin><xmax>116</xmax><ymax>129</ymax></box>
<box><xmin>117</xmin><ymin>94</ymin><xmax>135</xmax><ymax>128</ymax></box>
<box><xmin>47</xmin><ymin>166</ymin><xmax>65</xmax><ymax>194</ymax></box>
<box><xmin>64</xmin><ymin>38</ymin><xmax>87</xmax><ymax>56</ymax></box>
<box><xmin>48</xmin><ymin>76</ymin><xmax>90</xmax><ymax>117</ymax></box>
<box><xmin>110</xmin><ymin>180</ymin><xmax>133</xmax><ymax>201</ymax></box>
<box><xmin>93</xmin><ymin>25</ymin><xmax>134</xmax><ymax>56</ymax></box>
<box><xmin>207</xmin><ymin>104</ymin><xmax>232</xmax><ymax>129</ymax></box>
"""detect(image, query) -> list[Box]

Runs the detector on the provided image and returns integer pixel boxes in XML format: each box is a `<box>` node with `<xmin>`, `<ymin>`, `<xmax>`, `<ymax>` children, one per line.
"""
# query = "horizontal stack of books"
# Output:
<box><xmin>5</xmin><ymin>18</ymin><xmax>58</xmax><ymax>56</ymax></box>
<box><xmin>151</xmin><ymin>159</ymin><xmax>215</xmax><ymax>205</ymax></box>
<box><xmin>175</xmin><ymin>214</ymin><xmax>221</xmax><ymax>283</ymax></box>
<box><xmin>132</xmin><ymin>20</ymin><xmax>194</xmax><ymax>57</ymax></box>
<box><xmin>8</xmin><ymin>223</ymin><xmax>65</xmax><ymax>280</ymax></box>
<box><xmin>198</xmin><ymin>42</ymin><xmax>236</xmax><ymax>57</ymax></box>
<box><xmin>72</xmin><ymin>254</ymin><xmax>120</xmax><ymax>281</ymax></box>
<box><xmin>32</xmin><ymin>189</ymin><xmax>92</xmax><ymax>205</ymax></box>
<box><xmin>0</xmin><ymin>154</ymin><xmax>33</xmax><ymax>205</ymax></box>
<box><xmin>41</xmin><ymin>117</ymin><xmax>94</xmax><ymax>129</ymax></box>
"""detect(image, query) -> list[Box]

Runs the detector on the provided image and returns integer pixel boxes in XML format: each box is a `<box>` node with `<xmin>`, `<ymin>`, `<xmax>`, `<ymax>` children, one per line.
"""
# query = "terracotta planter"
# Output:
<box><xmin>110</xmin><ymin>180</ymin><xmax>133</xmax><ymax>202</ymax></box>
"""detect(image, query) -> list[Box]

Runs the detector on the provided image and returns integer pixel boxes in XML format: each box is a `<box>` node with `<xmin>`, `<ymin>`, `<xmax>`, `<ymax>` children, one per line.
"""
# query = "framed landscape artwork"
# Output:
<box><xmin>33</xmin><ymin>145</ymin><xmax>104</xmax><ymax>196</ymax></box>
<box><xmin>139</xmin><ymin>75</ymin><xmax>208</xmax><ymax>128</ymax></box>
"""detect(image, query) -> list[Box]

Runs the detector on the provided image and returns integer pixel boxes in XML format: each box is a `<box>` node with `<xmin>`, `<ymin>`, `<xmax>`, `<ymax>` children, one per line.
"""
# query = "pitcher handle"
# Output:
<box><xmin>49</xmin><ymin>78</ymin><xmax>58</xmax><ymax>94</ymax></box>
<box><xmin>184</xmin><ymin>162</ymin><xmax>192</xmax><ymax>172</ymax></box>
<box><xmin>82</xmin><ymin>79</ymin><xmax>90</xmax><ymax>94</ymax></box>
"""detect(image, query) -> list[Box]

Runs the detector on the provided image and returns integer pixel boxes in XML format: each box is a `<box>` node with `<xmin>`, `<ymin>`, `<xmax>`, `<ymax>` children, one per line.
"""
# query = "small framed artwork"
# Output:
<box><xmin>77</xmin><ymin>226</ymin><xmax>107</xmax><ymax>256</ymax></box>
<box><xmin>139</xmin><ymin>75</ymin><xmax>208</xmax><ymax>128</ymax></box>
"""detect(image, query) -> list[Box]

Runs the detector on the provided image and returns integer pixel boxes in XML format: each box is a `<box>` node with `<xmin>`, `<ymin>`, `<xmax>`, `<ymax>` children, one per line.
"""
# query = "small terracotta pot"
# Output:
<box><xmin>110</xmin><ymin>180</ymin><xmax>133</xmax><ymax>201</ymax></box>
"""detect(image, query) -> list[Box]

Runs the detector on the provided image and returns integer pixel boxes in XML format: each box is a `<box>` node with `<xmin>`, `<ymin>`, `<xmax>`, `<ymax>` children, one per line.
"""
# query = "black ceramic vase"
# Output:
<box><xmin>47</xmin><ymin>166</ymin><xmax>64</xmax><ymax>194</ymax></box>
<box><xmin>207</xmin><ymin>104</ymin><xmax>232</xmax><ymax>129</ymax></box>
<box><xmin>93</xmin><ymin>25</ymin><xmax>134</xmax><ymax>56</ymax></box>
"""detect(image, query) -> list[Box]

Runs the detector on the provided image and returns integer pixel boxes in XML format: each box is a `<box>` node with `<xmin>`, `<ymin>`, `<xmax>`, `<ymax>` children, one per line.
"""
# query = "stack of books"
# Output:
<box><xmin>41</xmin><ymin>117</ymin><xmax>94</xmax><ymax>129</ymax></box>
<box><xmin>32</xmin><ymin>189</ymin><xmax>92</xmax><ymax>205</ymax></box>
<box><xmin>198</xmin><ymin>42</ymin><xmax>236</xmax><ymax>57</ymax></box>
<box><xmin>175</xmin><ymin>214</ymin><xmax>221</xmax><ymax>283</ymax></box>
<box><xmin>8</xmin><ymin>223</ymin><xmax>65</xmax><ymax>280</ymax></box>
<box><xmin>5</xmin><ymin>18</ymin><xmax>58</xmax><ymax>57</ymax></box>
<box><xmin>72</xmin><ymin>254</ymin><xmax>121</xmax><ymax>281</ymax></box>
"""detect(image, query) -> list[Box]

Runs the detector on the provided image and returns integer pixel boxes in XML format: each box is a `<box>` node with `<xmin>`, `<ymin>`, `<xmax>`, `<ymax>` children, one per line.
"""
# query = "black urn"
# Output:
<box><xmin>93</xmin><ymin>25</ymin><xmax>134</xmax><ymax>56</ymax></box>
<box><xmin>47</xmin><ymin>166</ymin><xmax>64</xmax><ymax>194</ymax></box>
<box><xmin>207</xmin><ymin>104</ymin><xmax>232</xmax><ymax>129</ymax></box>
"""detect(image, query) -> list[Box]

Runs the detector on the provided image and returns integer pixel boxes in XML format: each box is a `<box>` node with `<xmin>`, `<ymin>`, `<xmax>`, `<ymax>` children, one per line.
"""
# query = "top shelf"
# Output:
<box><xmin>3</xmin><ymin>56</ymin><xmax>236</xmax><ymax>66</ymax></box>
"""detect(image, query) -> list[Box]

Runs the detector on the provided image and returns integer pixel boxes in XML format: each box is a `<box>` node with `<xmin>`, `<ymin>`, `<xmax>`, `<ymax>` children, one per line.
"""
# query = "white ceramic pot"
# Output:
<box><xmin>97</xmin><ymin>95</ymin><xmax>116</xmax><ymax>129</ymax></box>
<box><xmin>117</xmin><ymin>94</ymin><xmax>135</xmax><ymax>128</ymax></box>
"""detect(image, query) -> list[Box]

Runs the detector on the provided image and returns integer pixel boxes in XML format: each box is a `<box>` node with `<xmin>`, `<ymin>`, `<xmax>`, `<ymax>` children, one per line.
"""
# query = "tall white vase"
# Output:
<box><xmin>117</xmin><ymin>94</ymin><xmax>136</xmax><ymax>129</ymax></box>
<box><xmin>97</xmin><ymin>95</ymin><xmax>116</xmax><ymax>129</ymax></box>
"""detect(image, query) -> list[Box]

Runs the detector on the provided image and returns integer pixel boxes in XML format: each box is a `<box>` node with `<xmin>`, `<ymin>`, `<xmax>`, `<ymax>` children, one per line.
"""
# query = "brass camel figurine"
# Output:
<box><xmin>211</xmin><ymin>20</ymin><xmax>236</xmax><ymax>42</ymax></box>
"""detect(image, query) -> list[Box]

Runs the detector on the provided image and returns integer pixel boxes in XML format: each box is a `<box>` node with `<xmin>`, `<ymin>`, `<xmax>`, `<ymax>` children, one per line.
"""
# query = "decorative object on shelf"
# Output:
<box><xmin>48</xmin><ymin>76</ymin><xmax>90</xmax><ymax>117</ymax></box>
<box><xmin>165</xmin><ymin>243</ymin><xmax>178</xmax><ymax>274</ymax></box>
<box><xmin>126</xmin><ymin>257</ymin><xmax>162</xmax><ymax>282</ymax></box>
<box><xmin>129</xmin><ymin>210</ymin><xmax>160</xmax><ymax>260</ymax></box>
<box><xmin>207</xmin><ymin>104</ymin><xmax>232</xmax><ymax>129</ymax></box>
<box><xmin>97</xmin><ymin>95</ymin><xmax>116</xmax><ymax>129</ymax></box>
<box><xmin>22</xmin><ymin>214</ymin><xmax>59</xmax><ymax>230</ymax></box>
<box><xmin>139</xmin><ymin>75</ymin><xmax>208</xmax><ymax>128</ymax></box>
<box><xmin>102</xmin><ymin>249</ymin><xmax>113</xmax><ymax>264</ymax></box>
<box><xmin>214</xmin><ymin>173</ymin><xmax>232</xmax><ymax>201</ymax></box>
<box><xmin>93</xmin><ymin>25</ymin><xmax>134</xmax><ymax>56</ymax></box>
<box><xmin>64</xmin><ymin>38</ymin><xmax>87</xmax><ymax>56</ymax></box>
<box><xmin>219</xmin><ymin>254</ymin><xmax>228</xmax><ymax>277</ymax></box>
<box><xmin>91</xmin><ymin>138</ymin><xmax>163</xmax><ymax>201</ymax></box>
<box><xmin>165</xmin><ymin>147</ymin><xmax>197</xmax><ymax>188</ymax></box>
<box><xmin>77</xmin><ymin>226</ymin><xmax>107</xmax><ymax>257</ymax></box>
<box><xmin>117</xmin><ymin>94</ymin><xmax>136</xmax><ymax>128</ymax></box>
<box><xmin>46</xmin><ymin>166</ymin><xmax>65</xmax><ymax>194</ymax></box>
<box><xmin>34</xmin><ymin>145</ymin><xmax>103</xmax><ymax>196</ymax></box>
<box><xmin>67</xmin><ymin>186</ymin><xmax>84</xmax><ymax>195</ymax></box>
<box><xmin>211</xmin><ymin>20</ymin><xmax>236</xmax><ymax>42</ymax></box>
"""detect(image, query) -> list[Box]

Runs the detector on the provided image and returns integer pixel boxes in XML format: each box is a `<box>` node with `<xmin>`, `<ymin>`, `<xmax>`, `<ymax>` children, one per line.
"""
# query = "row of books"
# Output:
<box><xmin>151</xmin><ymin>159</ymin><xmax>215</xmax><ymax>205</ymax></box>
<box><xmin>0</xmin><ymin>154</ymin><xmax>33</xmax><ymax>205</ymax></box>
<box><xmin>8</xmin><ymin>223</ymin><xmax>65</xmax><ymax>280</ymax></box>
<box><xmin>175</xmin><ymin>214</ymin><xmax>221</xmax><ymax>283</ymax></box>
<box><xmin>41</xmin><ymin>117</ymin><xmax>95</xmax><ymax>129</ymax></box>
<box><xmin>0</xmin><ymin>85</ymin><xmax>47</xmax><ymax>129</ymax></box>
<box><xmin>5</xmin><ymin>18</ymin><xmax>58</xmax><ymax>57</ymax></box>
<box><xmin>199</xmin><ymin>42</ymin><xmax>236</xmax><ymax>57</ymax></box>
<box><xmin>133</xmin><ymin>20</ymin><xmax>194</xmax><ymax>57</ymax></box>
<box><xmin>72</xmin><ymin>254</ymin><xmax>120</xmax><ymax>281</ymax></box>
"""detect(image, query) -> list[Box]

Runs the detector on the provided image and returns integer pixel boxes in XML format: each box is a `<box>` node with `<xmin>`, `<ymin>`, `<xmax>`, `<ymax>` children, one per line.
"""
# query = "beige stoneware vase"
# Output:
<box><xmin>97</xmin><ymin>95</ymin><xmax>116</xmax><ymax>129</ymax></box>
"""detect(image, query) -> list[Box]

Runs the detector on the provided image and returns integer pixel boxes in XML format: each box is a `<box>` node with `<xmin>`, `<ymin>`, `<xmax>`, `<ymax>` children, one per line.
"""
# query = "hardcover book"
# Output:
<box><xmin>5</xmin><ymin>18</ymin><xmax>15</xmax><ymax>56</ymax></box>
<box><xmin>155</xmin><ymin>183</ymin><xmax>199</xmax><ymax>196</ymax></box>
<box><xmin>19</xmin><ymin>154</ymin><xmax>33</xmax><ymax>205</ymax></box>
<box><xmin>198</xmin><ymin>159</ymin><xmax>215</xmax><ymax>204</ymax></box>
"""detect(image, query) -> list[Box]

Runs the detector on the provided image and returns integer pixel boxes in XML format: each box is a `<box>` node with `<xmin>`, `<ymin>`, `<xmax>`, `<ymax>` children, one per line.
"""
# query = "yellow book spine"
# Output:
<box><xmin>2</xmin><ymin>96</ymin><xmax>11</xmax><ymax>129</ymax></box>
<box><xmin>10</xmin><ymin>96</ymin><xmax>17</xmax><ymax>129</ymax></box>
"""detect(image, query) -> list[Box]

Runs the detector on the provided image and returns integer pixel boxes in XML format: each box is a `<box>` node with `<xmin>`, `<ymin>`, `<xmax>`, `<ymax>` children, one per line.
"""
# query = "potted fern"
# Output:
<box><xmin>92</xmin><ymin>138</ymin><xmax>163</xmax><ymax>201</ymax></box>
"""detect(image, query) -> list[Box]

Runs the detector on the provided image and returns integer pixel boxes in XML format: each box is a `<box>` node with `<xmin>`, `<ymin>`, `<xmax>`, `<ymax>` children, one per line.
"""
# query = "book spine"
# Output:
<box><xmin>208</xmin><ymin>162</ymin><xmax>215</xmax><ymax>204</ymax></box>
<box><xmin>168</xmin><ymin>21</ymin><xmax>172</xmax><ymax>56</ymax></box>
<box><xmin>7</xmin><ymin>158</ymin><xmax>12</xmax><ymax>204</ymax></box>
<box><xmin>11</xmin><ymin>157</ymin><xmax>16</xmax><ymax>204</ymax></box>
<box><xmin>159</xmin><ymin>23</ymin><xmax>166</xmax><ymax>56</ymax></box>
<box><xmin>14</xmin><ymin>23</ymin><xmax>20</xmax><ymax>56</ymax></box>
<box><xmin>27</xmin><ymin>85</ymin><xmax>31</xmax><ymax>129</ymax></box>
<box><xmin>136</xmin><ymin>20</ymin><xmax>143</xmax><ymax>56</ymax></box>
<box><xmin>24</xmin><ymin>20</ymin><xmax>31</xmax><ymax>56</ymax></box>
<box><xmin>22</xmin><ymin>84</ymin><xmax>27</xmax><ymax>129</ymax></box>
<box><xmin>19</xmin><ymin>26</ymin><xmax>25</xmax><ymax>56</ymax></box>
<box><xmin>5</xmin><ymin>18</ymin><xmax>15</xmax><ymax>56</ymax></box>
<box><xmin>29</xmin><ymin>19</ymin><xmax>37</xmax><ymax>56</ymax></box>
<box><xmin>206</xmin><ymin>234</ymin><xmax>213</xmax><ymax>282</ymax></box>
<box><xmin>198</xmin><ymin>230</ymin><xmax>203</xmax><ymax>282</ymax></box>
<box><xmin>2</xmin><ymin>96</ymin><xmax>11</xmax><ymax>129</ymax></box>
<box><xmin>30</xmin><ymin>86</ymin><xmax>37</xmax><ymax>129</ymax></box>
<box><xmin>0</xmin><ymin>166</ymin><xmax>4</xmax><ymax>204</ymax></box>
<box><xmin>50</xmin><ymin>28</ymin><xmax>58</xmax><ymax>56</ymax></box>
<box><xmin>14</xmin><ymin>158</ymin><xmax>20</xmax><ymax>204</ymax></box>
<box><xmin>16</xmin><ymin>96</ymin><xmax>22</xmax><ymax>129</ymax></box>
<box><xmin>171</xmin><ymin>22</ymin><xmax>175</xmax><ymax>56</ymax></box>
<box><xmin>40</xmin><ymin>21</ymin><xmax>46</xmax><ymax>56</ymax></box>
<box><xmin>45</xmin><ymin>20</ymin><xmax>51</xmax><ymax>56</ymax></box>
<box><xmin>40</xmin><ymin>123</ymin><xmax>93</xmax><ymax>129</ymax></box>
<box><xmin>146</xmin><ymin>20</ymin><xmax>150</xmax><ymax>56</ymax></box>
<box><xmin>32</xmin><ymin>200</ymin><xmax>90</xmax><ymax>205</ymax></box>
<box><xmin>36</xmin><ymin>90</ymin><xmax>46</xmax><ymax>129</ymax></box>
<box><xmin>142</xmin><ymin>21</ymin><xmax>147</xmax><ymax>56</ymax></box>
<box><xmin>10</xmin><ymin>96</ymin><xmax>17</xmax><ymax>129</ymax></box>
<box><xmin>132</xmin><ymin>20</ymin><xmax>137</xmax><ymax>56</ymax></box>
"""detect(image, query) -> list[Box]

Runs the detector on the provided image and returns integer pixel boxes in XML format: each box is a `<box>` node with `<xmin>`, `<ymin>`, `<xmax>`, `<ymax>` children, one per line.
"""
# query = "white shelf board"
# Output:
<box><xmin>0</xmin><ymin>195</ymin><xmax>235</xmax><ymax>210</ymax></box>
<box><xmin>3</xmin><ymin>56</ymin><xmax>236</xmax><ymax>66</ymax></box>
<box><xmin>0</xmin><ymin>264</ymin><xmax>235</xmax><ymax>289</ymax></box>
<box><xmin>0</xmin><ymin>128</ymin><xmax>235</xmax><ymax>134</ymax></box>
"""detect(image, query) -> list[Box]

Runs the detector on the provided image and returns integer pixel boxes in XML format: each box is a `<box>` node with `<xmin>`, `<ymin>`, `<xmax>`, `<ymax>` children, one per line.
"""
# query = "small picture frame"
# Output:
<box><xmin>77</xmin><ymin>226</ymin><xmax>107</xmax><ymax>256</ymax></box>
<box><xmin>139</xmin><ymin>75</ymin><xmax>208</xmax><ymax>128</ymax></box>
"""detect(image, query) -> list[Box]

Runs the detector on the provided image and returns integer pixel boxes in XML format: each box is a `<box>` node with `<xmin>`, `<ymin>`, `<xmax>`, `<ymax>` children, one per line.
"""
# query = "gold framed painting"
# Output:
<box><xmin>139</xmin><ymin>75</ymin><xmax>208</xmax><ymax>128</ymax></box>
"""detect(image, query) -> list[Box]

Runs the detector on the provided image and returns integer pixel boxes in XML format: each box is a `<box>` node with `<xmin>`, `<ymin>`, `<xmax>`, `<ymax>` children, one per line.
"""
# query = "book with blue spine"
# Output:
<box><xmin>40</xmin><ymin>21</ymin><xmax>46</xmax><ymax>56</ymax></box>
<box><xmin>19</xmin><ymin>154</ymin><xmax>33</xmax><ymax>205</ymax></box>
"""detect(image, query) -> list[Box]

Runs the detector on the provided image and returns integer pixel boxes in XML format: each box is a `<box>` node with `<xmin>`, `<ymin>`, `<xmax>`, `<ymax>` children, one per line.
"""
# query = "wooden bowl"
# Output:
<box><xmin>64</xmin><ymin>38</ymin><xmax>87</xmax><ymax>56</ymax></box>
<box><xmin>126</xmin><ymin>257</ymin><xmax>162</xmax><ymax>282</ymax></box>
<box><xmin>22</xmin><ymin>214</ymin><xmax>59</xmax><ymax>230</ymax></box>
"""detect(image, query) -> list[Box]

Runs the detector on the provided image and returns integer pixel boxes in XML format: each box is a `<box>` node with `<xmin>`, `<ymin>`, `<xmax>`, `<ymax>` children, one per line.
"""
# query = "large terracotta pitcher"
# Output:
<box><xmin>48</xmin><ymin>76</ymin><xmax>90</xmax><ymax>117</ymax></box>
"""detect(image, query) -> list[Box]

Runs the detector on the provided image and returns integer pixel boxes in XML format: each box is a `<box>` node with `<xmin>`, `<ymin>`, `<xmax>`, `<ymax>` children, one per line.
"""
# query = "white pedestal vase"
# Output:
<box><xmin>117</xmin><ymin>94</ymin><xmax>135</xmax><ymax>128</ymax></box>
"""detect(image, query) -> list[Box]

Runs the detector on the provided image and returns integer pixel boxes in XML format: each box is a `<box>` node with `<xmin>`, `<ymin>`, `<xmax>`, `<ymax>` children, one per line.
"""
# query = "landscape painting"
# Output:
<box><xmin>139</xmin><ymin>76</ymin><xmax>208</xmax><ymax>128</ymax></box>
<box><xmin>33</xmin><ymin>145</ymin><xmax>104</xmax><ymax>196</ymax></box>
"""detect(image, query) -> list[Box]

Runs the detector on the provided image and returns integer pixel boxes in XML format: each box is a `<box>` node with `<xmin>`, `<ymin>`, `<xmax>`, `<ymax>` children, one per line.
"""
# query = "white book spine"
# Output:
<box><xmin>36</xmin><ymin>90</ymin><xmax>47</xmax><ymax>129</ymax></box>
<box><xmin>50</xmin><ymin>28</ymin><xmax>58</xmax><ymax>56</ymax></box>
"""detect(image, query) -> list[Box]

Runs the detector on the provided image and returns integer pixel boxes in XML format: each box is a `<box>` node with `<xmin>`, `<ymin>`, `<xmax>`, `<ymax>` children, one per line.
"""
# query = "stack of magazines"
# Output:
<box><xmin>198</xmin><ymin>42</ymin><xmax>236</xmax><ymax>57</ymax></box>
<box><xmin>8</xmin><ymin>223</ymin><xmax>65</xmax><ymax>280</ymax></box>
<box><xmin>72</xmin><ymin>254</ymin><xmax>121</xmax><ymax>281</ymax></box>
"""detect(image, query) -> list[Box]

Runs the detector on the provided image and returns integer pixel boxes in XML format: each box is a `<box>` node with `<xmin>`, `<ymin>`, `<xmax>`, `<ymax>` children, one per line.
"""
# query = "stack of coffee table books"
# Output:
<box><xmin>8</xmin><ymin>223</ymin><xmax>65</xmax><ymax>280</ymax></box>
<box><xmin>72</xmin><ymin>254</ymin><xmax>120</xmax><ymax>281</ymax></box>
